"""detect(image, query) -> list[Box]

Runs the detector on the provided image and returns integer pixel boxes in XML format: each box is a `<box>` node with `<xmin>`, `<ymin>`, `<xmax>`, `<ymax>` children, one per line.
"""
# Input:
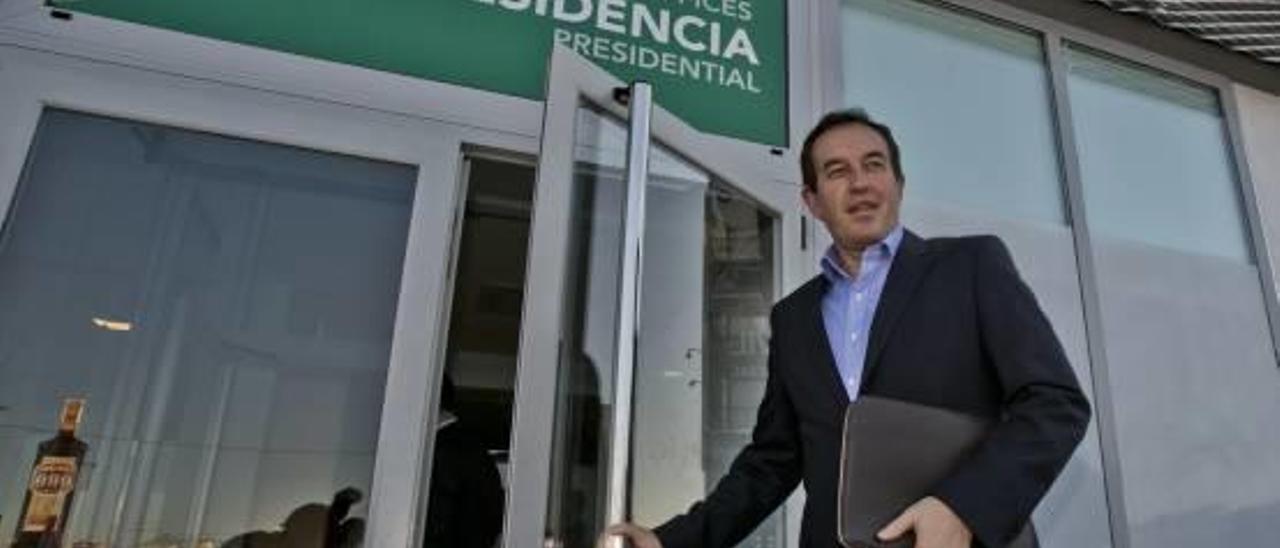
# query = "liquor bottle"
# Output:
<box><xmin>12</xmin><ymin>399</ymin><xmax>88</xmax><ymax>548</ymax></box>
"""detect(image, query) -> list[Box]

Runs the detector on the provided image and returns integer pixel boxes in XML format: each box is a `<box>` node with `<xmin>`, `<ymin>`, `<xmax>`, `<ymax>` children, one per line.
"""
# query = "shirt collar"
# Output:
<box><xmin>820</xmin><ymin>225</ymin><xmax>905</xmax><ymax>283</ymax></box>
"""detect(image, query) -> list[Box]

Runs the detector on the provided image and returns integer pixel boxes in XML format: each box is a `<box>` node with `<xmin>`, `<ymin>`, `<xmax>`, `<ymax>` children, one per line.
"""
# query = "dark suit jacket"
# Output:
<box><xmin>423</xmin><ymin>419</ymin><xmax>505</xmax><ymax>548</ymax></box>
<box><xmin>654</xmin><ymin>232</ymin><xmax>1091</xmax><ymax>548</ymax></box>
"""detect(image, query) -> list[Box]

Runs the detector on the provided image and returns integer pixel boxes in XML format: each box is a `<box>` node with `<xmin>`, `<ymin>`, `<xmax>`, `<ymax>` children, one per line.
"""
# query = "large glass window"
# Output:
<box><xmin>1066</xmin><ymin>47</ymin><xmax>1280</xmax><ymax>547</ymax></box>
<box><xmin>842</xmin><ymin>0</ymin><xmax>1065</xmax><ymax>226</ymax></box>
<box><xmin>842</xmin><ymin>0</ymin><xmax>1280</xmax><ymax>545</ymax></box>
<box><xmin>0</xmin><ymin>109</ymin><xmax>415</xmax><ymax>548</ymax></box>
<box><xmin>842</xmin><ymin>1</ymin><xmax>1113</xmax><ymax>546</ymax></box>
<box><xmin>1068</xmin><ymin>48</ymin><xmax>1251</xmax><ymax>263</ymax></box>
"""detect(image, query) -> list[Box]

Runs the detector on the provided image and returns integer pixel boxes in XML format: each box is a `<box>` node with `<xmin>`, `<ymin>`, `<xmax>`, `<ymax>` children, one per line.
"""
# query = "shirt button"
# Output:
<box><xmin>855</xmin><ymin>292</ymin><xmax>864</xmax><ymax>302</ymax></box>
<box><xmin>851</xmin><ymin>332</ymin><xmax>859</xmax><ymax>342</ymax></box>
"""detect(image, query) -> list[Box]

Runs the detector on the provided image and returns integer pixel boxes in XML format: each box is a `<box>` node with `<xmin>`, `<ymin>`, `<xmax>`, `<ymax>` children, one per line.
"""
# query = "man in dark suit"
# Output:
<box><xmin>601</xmin><ymin>109</ymin><xmax>1091</xmax><ymax>548</ymax></box>
<box><xmin>424</xmin><ymin>374</ymin><xmax>504</xmax><ymax>548</ymax></box>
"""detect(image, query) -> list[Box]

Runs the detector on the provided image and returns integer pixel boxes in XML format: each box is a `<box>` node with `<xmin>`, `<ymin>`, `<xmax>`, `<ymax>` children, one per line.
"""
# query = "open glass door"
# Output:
<box><xmin>504</xmin><ymin>45</ymin><xmax>800</xmax><ymax>548</ymax></box>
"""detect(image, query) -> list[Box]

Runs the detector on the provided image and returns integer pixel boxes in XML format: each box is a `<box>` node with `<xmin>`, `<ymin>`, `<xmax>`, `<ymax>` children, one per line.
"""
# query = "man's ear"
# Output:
<box><xmin>801</xmin><ymin>186</ymin><xmax>819</xmax><ymax>217</ymax></box>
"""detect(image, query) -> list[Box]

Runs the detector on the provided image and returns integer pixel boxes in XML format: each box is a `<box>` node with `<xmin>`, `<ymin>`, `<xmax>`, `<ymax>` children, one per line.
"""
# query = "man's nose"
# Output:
<box><xmin>846</xmin><ymin>169</ymin><xmax>870</xmax><ymax>192</ymax></box>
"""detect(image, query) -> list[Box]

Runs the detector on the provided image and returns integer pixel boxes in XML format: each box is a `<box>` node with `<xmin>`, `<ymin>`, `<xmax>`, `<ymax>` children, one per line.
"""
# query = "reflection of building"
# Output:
<box><xmin>0</xmin><ymin>1</ymin><xmax>1277</xmax><ymax>548</ymax></box>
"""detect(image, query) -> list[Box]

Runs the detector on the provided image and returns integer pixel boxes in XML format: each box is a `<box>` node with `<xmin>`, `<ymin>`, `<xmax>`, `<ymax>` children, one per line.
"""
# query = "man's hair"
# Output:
<box><xmin>800</xmin><ymin>108</ymin><xmax>904</xmax><ymax>191</ymax></box>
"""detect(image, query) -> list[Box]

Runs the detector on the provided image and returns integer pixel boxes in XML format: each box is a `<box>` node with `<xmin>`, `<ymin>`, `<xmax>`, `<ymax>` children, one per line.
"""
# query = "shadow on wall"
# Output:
<box><xmin>221</xmin><ymin>488</ymin><xmax>366</xmax><ymax>548</ymax></box>
<box><xmin>1133</xmin><ymin>500</ymin><xmax>1280</xmax><ymax>547</ymax></box>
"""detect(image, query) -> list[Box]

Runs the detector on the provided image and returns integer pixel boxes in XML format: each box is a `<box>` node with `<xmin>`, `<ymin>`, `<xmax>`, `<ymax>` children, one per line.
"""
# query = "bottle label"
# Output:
<box><xmin>22</xmin><ymin>456</ymin><xmax>78</xmax><ymax>532</ymax></box>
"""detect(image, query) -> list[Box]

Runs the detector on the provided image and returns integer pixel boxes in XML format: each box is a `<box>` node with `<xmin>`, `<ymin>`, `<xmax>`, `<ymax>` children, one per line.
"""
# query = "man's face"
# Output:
<box><xmin>803</xmin><ymin>123</ymin><xmax>903</xmax><ymax>252</ymax></box>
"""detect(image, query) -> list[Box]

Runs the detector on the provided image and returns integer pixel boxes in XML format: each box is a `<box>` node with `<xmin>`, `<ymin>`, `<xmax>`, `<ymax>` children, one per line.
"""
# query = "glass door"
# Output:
<box><xmin>504</xmin><ymin>46</ymin><xmax>801</xmax><ymax>548</ymax></box>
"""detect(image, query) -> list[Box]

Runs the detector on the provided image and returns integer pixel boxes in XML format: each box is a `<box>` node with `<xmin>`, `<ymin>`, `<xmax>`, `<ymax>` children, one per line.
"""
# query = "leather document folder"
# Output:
<box><xmin>838</xmin><ymin>396</ymin><xmax>1036</xmax><ymax>548</ymax></box>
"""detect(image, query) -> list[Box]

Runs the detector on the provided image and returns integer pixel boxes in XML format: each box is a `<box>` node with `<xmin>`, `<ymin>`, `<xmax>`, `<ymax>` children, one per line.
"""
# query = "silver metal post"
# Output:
<box><xmin>1044</xmin><ymin>33</ymin><xmax>1131</xmax><ymax>548</ymax></box>
<box><xmin>605</xmin><ymin>81</ymin><xmax>653</xmax><ymax>542</ymax></box>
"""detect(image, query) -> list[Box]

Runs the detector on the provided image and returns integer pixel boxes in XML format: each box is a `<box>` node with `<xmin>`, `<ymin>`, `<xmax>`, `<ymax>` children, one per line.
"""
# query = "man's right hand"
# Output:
<box><xmin>596</xmin><ymin>523</ymin><xmax>663</xmax><ymax>548</ymax></box>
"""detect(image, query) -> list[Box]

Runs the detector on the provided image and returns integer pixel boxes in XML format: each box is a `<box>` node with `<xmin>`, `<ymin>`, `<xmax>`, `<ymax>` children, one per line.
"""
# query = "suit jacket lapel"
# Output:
<box><xmin>862</xmin><ymin>231</ymin><xmax>933</xmax><ymax>385</ymax></box>
<box><xmin>797</xmin><ymin>278</ymin><xmax>850</xmax><ymax>406</ymax></box>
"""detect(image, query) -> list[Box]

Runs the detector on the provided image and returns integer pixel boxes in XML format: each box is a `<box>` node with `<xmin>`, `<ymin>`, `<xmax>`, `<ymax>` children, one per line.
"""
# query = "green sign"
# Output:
<box><xmin>52</xmin><ymin>0</ymin><xmax>788</xmax><ymax>146</ymax></box>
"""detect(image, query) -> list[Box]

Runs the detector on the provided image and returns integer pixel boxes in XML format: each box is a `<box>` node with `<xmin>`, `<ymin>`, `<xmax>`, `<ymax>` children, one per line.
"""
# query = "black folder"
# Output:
<box><xmin>838</xmin><ymin>396</ymin><xmax>1036</xmax><ymax>548</ymax></box>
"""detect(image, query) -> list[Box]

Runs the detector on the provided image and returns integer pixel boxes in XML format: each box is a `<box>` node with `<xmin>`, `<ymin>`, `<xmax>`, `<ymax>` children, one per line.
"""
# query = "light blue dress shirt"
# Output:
<box><xmin>820</xmin><ymin>225</ymin><xmax>905</xmax><ymax>401</ymax></box>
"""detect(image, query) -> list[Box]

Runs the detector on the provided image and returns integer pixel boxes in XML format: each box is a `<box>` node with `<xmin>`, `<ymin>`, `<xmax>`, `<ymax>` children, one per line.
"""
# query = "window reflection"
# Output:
<box><xmin>0</xmin><ymin>109</ymin><xmax>414</xmax><ymax>548</ymax></box>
